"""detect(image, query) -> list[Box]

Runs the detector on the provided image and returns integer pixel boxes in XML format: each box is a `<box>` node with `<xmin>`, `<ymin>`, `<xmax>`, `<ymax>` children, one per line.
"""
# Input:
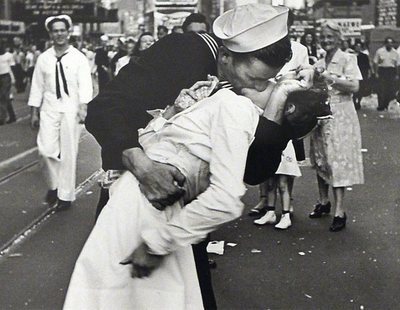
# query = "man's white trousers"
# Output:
<box><xmin>37</xmin><ymin>110</ymin><xmax>82</xmax><ymax>201</ymax></box>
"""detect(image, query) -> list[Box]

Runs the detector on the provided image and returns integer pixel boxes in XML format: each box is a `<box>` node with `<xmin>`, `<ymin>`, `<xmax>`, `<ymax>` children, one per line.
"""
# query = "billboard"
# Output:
<box><xmin>317</xmin><ymin>18</ymin><xmax>362</xmax><ymax>37</ymax></box>
<box><xmin>0</xmin><ymin>20</ymin><xmax>25</xmax><ymax>35</ymax></box>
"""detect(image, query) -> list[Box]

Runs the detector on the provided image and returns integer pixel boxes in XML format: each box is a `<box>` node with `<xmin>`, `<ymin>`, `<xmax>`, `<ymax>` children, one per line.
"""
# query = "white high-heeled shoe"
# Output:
<box><xmin>275</xmin><ymin>213</ymin><xmax>292</xmax><ymax>230</ymax></box>
<box><xmin>254</xmin><ymin>211</ymin><xmax>277</xmax><ymax>225</ymax></box>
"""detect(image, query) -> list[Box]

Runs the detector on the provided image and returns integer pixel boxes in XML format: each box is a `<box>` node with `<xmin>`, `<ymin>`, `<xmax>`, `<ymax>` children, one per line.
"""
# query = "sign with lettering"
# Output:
<box><xmin>21</xmin><ymin>2</ymin><xmax>95</xmax><ymax>22</ymax></box>
<box><xmin>317</xmin><ymin>18</ymin><xmax>362</xmax><ymax>37</ymax></box>
<box><xmin>0</xmin><ymin>20</ymin><xmax>25</xmax><ymax>35</ymax></box>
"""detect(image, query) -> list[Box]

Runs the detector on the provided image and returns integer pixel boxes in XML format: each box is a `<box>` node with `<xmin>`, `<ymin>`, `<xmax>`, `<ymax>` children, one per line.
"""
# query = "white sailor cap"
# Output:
<box><xmin>213</xmin><ymin>4</ymin><xmax>289</xmax><ymax>53</ymax></box>
<box><xmin>45</xmin><ymin>15</ymin><xmax>72</xmax><ymax>32</ymax></box>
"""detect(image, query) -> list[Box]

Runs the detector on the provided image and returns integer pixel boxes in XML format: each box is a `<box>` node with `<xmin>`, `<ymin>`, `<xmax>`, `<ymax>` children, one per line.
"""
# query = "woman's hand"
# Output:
<box><xmin>174</xmin><ymin>75</ymin><xmax>219</xmax><ymax>112</ymax></box>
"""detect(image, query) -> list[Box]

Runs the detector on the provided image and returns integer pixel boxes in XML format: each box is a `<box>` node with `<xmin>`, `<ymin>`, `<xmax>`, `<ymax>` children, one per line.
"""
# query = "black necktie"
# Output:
<box><xmin>55</xmin><ymin>53</ymin><xmax>69</xmax><ymax>99</ymax></box>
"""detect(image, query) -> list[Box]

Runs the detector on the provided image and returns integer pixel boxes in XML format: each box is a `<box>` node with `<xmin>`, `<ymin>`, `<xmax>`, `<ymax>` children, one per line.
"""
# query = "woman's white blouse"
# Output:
<box><xmin>137</xmin><ymin>89</ymin><xmax>262</xmax><ymax>255</ymax></box>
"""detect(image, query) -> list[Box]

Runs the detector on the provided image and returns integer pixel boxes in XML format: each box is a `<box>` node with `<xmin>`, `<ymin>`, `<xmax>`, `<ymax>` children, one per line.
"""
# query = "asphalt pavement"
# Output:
<box><xmin>0</xmin><ymin>91</ymin><xmax>399</xmax><ymax>309</ymax></box>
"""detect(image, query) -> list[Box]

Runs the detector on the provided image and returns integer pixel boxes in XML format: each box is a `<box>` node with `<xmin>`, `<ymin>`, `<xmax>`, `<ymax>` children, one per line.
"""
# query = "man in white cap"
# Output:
<box><xmin>64</xmin><ymin>4</ymin><xmax>314</xmax><ymax>309</ymax></box>
<box><xmin>28</xmin><ymin>15</ymin><xmax>92</xmax><ymax>209</ymax></box>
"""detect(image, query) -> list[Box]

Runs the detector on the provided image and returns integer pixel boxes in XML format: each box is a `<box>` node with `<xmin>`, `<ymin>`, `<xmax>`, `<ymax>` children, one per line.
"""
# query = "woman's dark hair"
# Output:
<box><xmin>283</xmin><ymin>75</ymin><xmax>331</xmax><ymax>139</ymax></box>
<box><xmin>300</xmin><ymin>31</ymin><xmax>316</xmax><ymax>46</ymax></box>
<box><xmin>182</xmin><ymin>13</ymin><xmax>210</xmax><ymax>32</ymax></box>
<box><xmin>132</xmin><ymin>32</ymin><xmax>153</xmax><ymax>57</ymax></box>
<box><xmin>230</xmin><ymin>35</ymin><xmax>292</xmax><ymax>69</ymax></box>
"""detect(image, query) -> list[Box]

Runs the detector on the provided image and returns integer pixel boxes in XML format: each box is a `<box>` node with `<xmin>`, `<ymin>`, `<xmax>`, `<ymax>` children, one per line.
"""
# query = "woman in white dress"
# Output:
<box><xmin>64</xmin><ymin>5</ymin><xmax>312</xmax><ymax>309</ymax></box>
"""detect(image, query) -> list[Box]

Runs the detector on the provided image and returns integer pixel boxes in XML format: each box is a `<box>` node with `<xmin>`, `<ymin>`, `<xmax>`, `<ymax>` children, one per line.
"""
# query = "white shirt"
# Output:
<box><xmin>25</xmin><ymin>51</ymin><xmax>38</xmax><ymax>68</ymax></box>
<box><xmin>373</xmin><ymin>46</ymin><xmax>400</xmax><ymax>68</ymax></box>
<box><xmin>134</xmin><ymin>89</ymin><xmax>261</xmax><ymax>255</ymax></box>
<box><xmin>0</xmin><ymin>52</ymin><xmax>15</xmax><ymax>75</ymax></box>
<box><xmin>280</xmin><ymin>41</ymin><xmax>310</xmax><ymax>75</ymax></box>
<box><xmin>115</xmin><ymin>55</ymin><xmax>130</xmax><ymax>75</ymax></box>
<box><xmin>28</xmin><ymin>46</ymin><xmax>93</xmax><ymax>112</ymax></box>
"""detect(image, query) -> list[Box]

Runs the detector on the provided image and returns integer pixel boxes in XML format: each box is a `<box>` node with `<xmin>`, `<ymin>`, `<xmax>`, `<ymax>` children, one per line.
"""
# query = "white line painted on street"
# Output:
<box><xmin>0</xmin><ymin>131</ymin><xmax>90</xmax><ymax>171</ymax></box>
<box><xmin>0</xmin><ymin>168</ymin><xmax>104</xmax><ymax>259</ymax></box>
<box><xmin>0</xmin><ymin>147</ymin><xmax>38</xmax><ymax>170</ymax></box>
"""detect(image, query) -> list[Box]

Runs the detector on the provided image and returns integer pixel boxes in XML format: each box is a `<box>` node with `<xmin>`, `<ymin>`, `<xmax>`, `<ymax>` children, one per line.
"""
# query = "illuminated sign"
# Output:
<box><xmin>0</xmin><ymin>20</ymin><xmax>25</xmax><ymax>35</ymax></box>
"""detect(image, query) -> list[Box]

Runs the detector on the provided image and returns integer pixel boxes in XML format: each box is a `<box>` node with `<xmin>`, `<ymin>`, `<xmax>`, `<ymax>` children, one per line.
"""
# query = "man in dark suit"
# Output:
<box><xmin>95</xmin><ymin>35</ymin><xmax>111</xmax><ymax>92</ymax></box>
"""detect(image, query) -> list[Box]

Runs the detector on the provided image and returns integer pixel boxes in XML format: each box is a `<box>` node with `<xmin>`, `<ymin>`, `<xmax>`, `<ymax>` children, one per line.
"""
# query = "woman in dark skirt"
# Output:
<box><xmin>353</xmin><ymin>42</ymin><xmax>372</xmax><ymax>110</ymax></box>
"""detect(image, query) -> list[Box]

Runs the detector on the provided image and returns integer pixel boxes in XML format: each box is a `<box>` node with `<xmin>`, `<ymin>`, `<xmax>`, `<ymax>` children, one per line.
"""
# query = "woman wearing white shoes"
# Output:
<box><xmin>254</xmin><ymin>140</ymin><xmax>301</xmax><ymax>230</ymax></box>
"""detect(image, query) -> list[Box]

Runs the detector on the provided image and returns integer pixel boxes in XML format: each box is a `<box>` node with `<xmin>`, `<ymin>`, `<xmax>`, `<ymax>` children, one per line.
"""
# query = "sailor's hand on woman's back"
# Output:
<box><xmin>122</xmin><ymin>148</ymin><xmax>186</xmax><ymax>210</ymax></box>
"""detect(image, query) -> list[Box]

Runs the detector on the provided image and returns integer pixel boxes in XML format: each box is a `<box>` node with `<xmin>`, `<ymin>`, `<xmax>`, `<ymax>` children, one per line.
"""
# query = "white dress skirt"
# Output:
<box><xmin>63</xmin><ymin>172</ymin><xmax>203</xmax><ymax>310</ymax></box>
<box><xmin>64</xmin><ymin>89</ymin><xmax>260</xmax><ymax>310</ymax></box>
<box><xmin>275</xmin><ymin>140</ymin><xmax>302</xmax><ymax>177</ymax></box>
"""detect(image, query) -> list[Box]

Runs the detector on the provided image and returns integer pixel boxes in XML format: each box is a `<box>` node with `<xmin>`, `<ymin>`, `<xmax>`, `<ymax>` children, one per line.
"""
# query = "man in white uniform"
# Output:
<box><xmin>28</xmin><ymin>15</ymin><xmax>93</xmax><ymax>208</ymax></box>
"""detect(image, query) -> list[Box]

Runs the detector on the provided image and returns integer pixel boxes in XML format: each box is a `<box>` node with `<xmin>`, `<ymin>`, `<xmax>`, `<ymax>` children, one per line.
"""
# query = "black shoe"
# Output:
<box><xmin>208</xmin><ymin>259</ymin><xmax>217</xmax><ymax>269</ymax></box>
<box><xmin>56</xmin><ymin>199</ymin><xmax>71</xmax><ymax>210</ymax></box>
<box><xmin>45</xmin><ymin>189</ymin><xmax>58</xmax><ymax>206</ymax></box>
<box><xmin>248</xmin><ymin>206</ymin><xmax>267</xmax><ymax>217</ymax></box>
<box><xmin>329</xmin><ymin>213</ymin><xmax>347</xmax><ymax>232</ymax></box>
<box><xmin>309</xmin><ymin>202</ymin><xmax>331</xmax><ymax>218</ymax></box>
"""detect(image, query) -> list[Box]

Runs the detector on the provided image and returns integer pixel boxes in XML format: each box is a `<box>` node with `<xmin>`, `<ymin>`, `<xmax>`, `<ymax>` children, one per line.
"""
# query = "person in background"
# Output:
<box><xmin>81</xmin><ymin>42</ymin><xmax>96</xmax><ymax>75</ymax></box>
<box><xmin>131</xmin><ymin>32</ymin><xmax>155</xmax><ymax>59</ymax></box>
<box><xmin>115</xmin><ymin>38</ymin><xmax>135</xmax><ymax>75</ymax></box>
<box><xmin>157</xmin><ymin>25</ymin><xmax>168</xmax><ymax>40</ymax></box>
<box><xmin>172</xmin><ymin>25</ymin><xmax>184</xmax><ymax>34</ymax></box>
<box><xmin>340</xmin><ymin>39</ymin><xmax>354</xmax><ymax>53</ymax></box>
<box><xmin>250</xmin><ymin>9</ymin><xmax>309</xmax><ymax>229</ymax></box>
<box><xmin>110</xmin><ymin>37</ymin><xmax>127</xmax><ymax>75</ymax></box>
<box><xmin>28</xmin><ymin>15</ymin><xmax>93</xmax><ymax>209</ymax></box>
<box><xmin>0</xmin><ymin>42</ymin><xmax>16</xmax><ymax>125</ymax></box>
<box><xmin>182</xmin><ymin>13</ymin><xmax>209</xmax><ymax>33</ymax></box>
<box><xmin>95</xmin><ymin>35</ymin><xmax>111</xmax><ymax>92</ymax></box>
<box><xmin>309</xmin><ymin>21</ymin><xmax>364</xmax><ymax>232</ymax></box>
<box><xmin>373</xmin><ymin>37</ymin><xmax>400</xmax><ymax>111</ymax></box>
<box><xmin>353</xmin><ymin>42</ymin><xmax>372</xmax><ymax>110</ymax></box>
<box><xmin>300</xmin><ymin>31</ymin><xmax>318</xmax><ymax>64</ymax></box>
<box><xmin>11</xmin><ymin>36</ymin><xmax>26</xmax><ymax>93</ymax></box>
<box><xmin>25</xmin><ymin>44</ymin><xmax>41</xmax><ymax>82</ymax></box>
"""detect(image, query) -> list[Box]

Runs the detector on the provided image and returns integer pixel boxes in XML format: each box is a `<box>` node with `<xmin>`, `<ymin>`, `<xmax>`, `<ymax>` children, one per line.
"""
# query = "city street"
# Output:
<box><xmin>0</xmin><ymin>88</ymin><xmax>399</xmax><ymax>309</ymax></box>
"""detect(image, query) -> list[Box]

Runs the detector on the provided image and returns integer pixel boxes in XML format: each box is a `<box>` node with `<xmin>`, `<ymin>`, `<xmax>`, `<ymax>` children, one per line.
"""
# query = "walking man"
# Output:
<box><xmin>373</xmin><ymin>37</ymin><xmax>400</xmax><ymax>111</ymax></box>
<box><xmin>28</xmin><ymin>15</ymin><xmax>93</xmax><ymax>208</ymax></box>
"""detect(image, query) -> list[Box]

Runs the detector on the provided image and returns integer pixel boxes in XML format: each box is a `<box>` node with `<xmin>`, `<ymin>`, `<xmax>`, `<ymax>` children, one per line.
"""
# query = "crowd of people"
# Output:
<box><xmin>0</xmin><ymin>4</ymin><xmax>399</xmax><ymax>309</ymax></box>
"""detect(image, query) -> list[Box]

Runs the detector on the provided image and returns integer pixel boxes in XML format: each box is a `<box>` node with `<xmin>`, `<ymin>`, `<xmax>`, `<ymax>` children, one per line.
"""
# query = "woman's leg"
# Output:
<box><xmin>287</xmin><ymin>176</ymin><xmax>295</xmax><ymax>213</ymax></box>
<box><xmin>330</xmin><ymin>186</ymin><xmax>347</xmax><ymax>232</ymax></box>
<box><xmin>317</xmin><ymin>174</ymin><xmax>330</xmax><ymax>205</ymax></box>
<box><xmin>332</xmin><ymin>186</ymin><xmax>345</xmax><ymax>217</ymax></box>
<box><xmin>266</xmin><ymin>176</ymin><xmax>277</xmax><ymax>208</ymax></box>
<box><xmin>248</xmin><ymin>181</ymin><xmax>268</xmax><ymax>215</ymax></box>
<box><xmin>277</xmin><ymin>175</ymin><xmax>290</xmax><ymax>212</ymax></box>
<box><xmin>309</xmin><ymin>174</ymin><xmax>331</xmax><ymax>218</ymax></box>
<box><xmin>254</xmin><ymin>176</ymin><xmax>277</xmax><ymax>225</ymax></box>
<box><xmin>275</xmin><ymin>175</ymin><xmax>292</xmax><ymax>229</ymax></box>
